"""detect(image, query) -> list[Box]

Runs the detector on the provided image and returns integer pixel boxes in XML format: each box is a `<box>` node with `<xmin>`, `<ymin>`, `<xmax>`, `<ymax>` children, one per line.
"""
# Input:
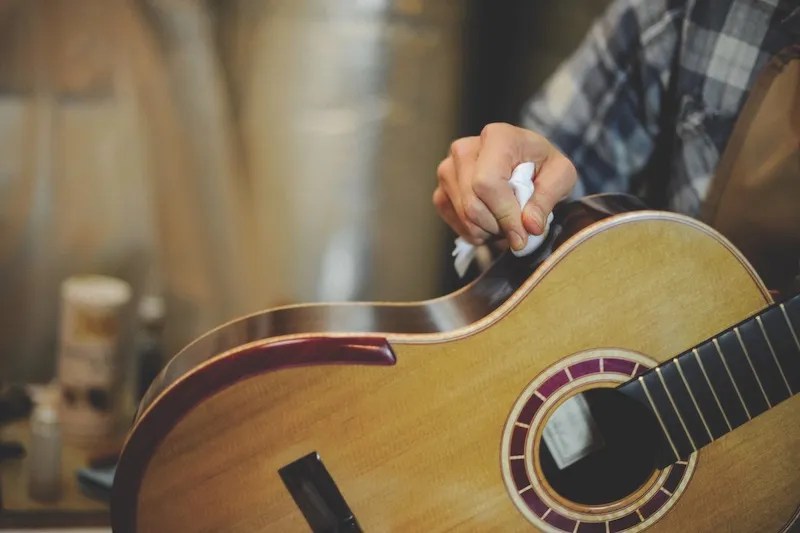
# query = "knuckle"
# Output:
<box><xmin>565</xmin><ymin>157</ymin><xmax>578</xmax><ymax>182</ymax></box>
<box><xmin>432</xmin><ymin>188</ymin><xmax>452</xmax><ymax>212</ymax></box>
<box><xmin>449</xmin><ymin>138</ymin><xmax>472</xmax><ymax>159</ymax></box>
<box><xmin>480</xmin><ymin>122</ymin><xmax>507</xmax><ymax>140</ymax></box>
<box><xmin>495</xmin><ymin>211</ymin><xmax>517</xmax><ymax>230</ymax></box>
<box><xmin>471</xmin><ymin>175</ymin><xmax>495</xmax><ymax>198</ymax></box>
<box><xmin>524</xmin><ymin>127</ymin><xmax>544</xmax><ymax>145</ymax></box>
<box><xmin>495</xmin><ymin>210</ymin><xmax>514</xmax><ymax>222</ymax></box>
<box><xmin>531</xmin><ymin>190</ymin><xmax>556</xmax><ymax>214</ymax></box>
<box><xmin>432</xmin><ymin>187</ymin><xmax>444</xmax><ymax>207</ymax></box>
<box><xmin>463</xmin><ymin>196</ymin><xmax>486</xmax><ymax>226</ymax></box>
<box><xmin>436</xmin><ymin>159</ymin><xmax>450</xmax><ymax>182</ymax></box>
<box><xmin>519</xmin><ymin>128</ymin><xmax>550</xmax><ymax>158</ymax></box>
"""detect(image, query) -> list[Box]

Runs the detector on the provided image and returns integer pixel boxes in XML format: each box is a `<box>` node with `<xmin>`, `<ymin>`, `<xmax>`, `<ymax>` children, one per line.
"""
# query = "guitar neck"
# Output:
<box><xmin>618</xmin><ymin>292</ymin><xmax>800</xmax><ymax>468</ymax></box>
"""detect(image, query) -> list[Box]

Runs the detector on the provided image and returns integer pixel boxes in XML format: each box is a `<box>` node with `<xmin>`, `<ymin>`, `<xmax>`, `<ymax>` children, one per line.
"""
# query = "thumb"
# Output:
<box><xmin>522</xmin><ymin>152</ymin><xmax>577</xmax><ymax>235</ymax></box>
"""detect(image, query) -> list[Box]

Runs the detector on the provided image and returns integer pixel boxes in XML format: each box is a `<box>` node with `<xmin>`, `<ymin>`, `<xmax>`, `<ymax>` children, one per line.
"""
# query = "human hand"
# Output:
<box><xmin>433</xmin><ymin>123</ymin><xmax>577</xmax><ymax>251</ymax></box>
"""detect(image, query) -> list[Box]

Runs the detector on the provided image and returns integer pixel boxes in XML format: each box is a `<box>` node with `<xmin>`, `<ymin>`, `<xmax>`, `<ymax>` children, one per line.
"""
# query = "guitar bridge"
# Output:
<box><xmin>279</xmin><ymin>452</ymin><xmax>362</xmax><ymax>532</ymax></box>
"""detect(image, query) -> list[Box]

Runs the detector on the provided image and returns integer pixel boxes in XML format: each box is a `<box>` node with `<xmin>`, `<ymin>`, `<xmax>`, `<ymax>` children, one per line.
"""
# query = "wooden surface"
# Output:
<box><xmin>129</xmin><ymin>214</ymin><xmax>798</xmax><ymax>532</ymax></box>
<box><xmin>0</xmin><ymin>420</ymin><xmax>109</xmax><ymax>528</ymax></box>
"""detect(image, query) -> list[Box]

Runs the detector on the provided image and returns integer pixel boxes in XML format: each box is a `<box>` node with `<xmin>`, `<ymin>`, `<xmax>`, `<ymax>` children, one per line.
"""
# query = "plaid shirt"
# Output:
<box><xmin>522</xmin><ymin>0</ymin><xmax>799</xmax><ymax>216</ymax></box>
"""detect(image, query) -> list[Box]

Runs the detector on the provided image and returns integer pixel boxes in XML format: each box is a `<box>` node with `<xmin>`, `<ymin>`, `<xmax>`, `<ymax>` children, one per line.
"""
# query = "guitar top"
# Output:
<box><xmin>112</xmin><ymin>194</ymin><xmax>800</xmax><ymax>532</ymax></box>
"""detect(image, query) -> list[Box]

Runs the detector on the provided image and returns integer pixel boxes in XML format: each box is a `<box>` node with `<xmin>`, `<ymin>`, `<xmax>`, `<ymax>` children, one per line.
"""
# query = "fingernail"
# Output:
<box><xmin>510</xmin><ymin>231</ymin><xmax>524</xmax><ymax>251</ymax></box>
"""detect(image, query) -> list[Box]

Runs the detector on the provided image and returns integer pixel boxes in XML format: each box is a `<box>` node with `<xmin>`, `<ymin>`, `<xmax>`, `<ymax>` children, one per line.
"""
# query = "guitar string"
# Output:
<box><xmin>692</xmin><ymin>349</ymin><xmax>733</xmax><ymax>432</ymax></box>
<box><xmin>733</xmin><ymin>327</ymin><xmax>772</xmax><ymax>407</ymax></box>
<box><xmin>639</xmin><ymin>376</ymin><xmax>681</xmax><ymax>461</ymax></box>
<box><xmin>757</xmin><ymin>315</ymin><xmax>793</xmax><ymax>395</ymax></box>
<box><xmin>712</xmin><ymin>338</ymin><xmax>751</xmax><ymax>420</ymax></box>
<box><xmin>655</xmin><ymin>367</ymin><xmax>696</xmax><ymax>450</ymax></box>
<box><xmin>674</xmin><ymin>358</ymin><xmax>714</xmax><ymax>441</ymax></box>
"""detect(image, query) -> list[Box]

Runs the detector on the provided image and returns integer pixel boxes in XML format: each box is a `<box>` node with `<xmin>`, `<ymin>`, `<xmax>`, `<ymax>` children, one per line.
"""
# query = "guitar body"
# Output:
<box><xmin>112</xmin><ymin>196</ymin><xmax>800</xmax><ymax>532</ymax></box>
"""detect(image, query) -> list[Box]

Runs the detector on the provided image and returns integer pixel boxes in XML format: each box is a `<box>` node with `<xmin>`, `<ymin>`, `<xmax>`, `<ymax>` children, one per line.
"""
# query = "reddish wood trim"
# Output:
<box><xmin>110</xmin><ymin>336</ymin><xmax>395</xmax><ymax>532</ymax></box>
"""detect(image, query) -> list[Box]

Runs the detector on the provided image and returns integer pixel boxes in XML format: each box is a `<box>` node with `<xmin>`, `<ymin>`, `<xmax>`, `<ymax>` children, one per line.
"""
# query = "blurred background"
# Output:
<box><xmin>0</xmin><ymin>0</ymin><xmax>609</xmax><ymax>403</ymax></box>
<box><xmin>0</xmin><ymin>0</ymin><xmax>615</xmax><ymax>525</ymax></box>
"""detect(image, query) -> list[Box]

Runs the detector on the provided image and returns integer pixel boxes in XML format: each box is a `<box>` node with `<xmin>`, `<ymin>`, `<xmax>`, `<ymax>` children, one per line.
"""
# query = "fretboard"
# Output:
<box><xmin>618</xmin><ymin>292</ymin><xmax>800</xmax><ymax>468</ymax></box>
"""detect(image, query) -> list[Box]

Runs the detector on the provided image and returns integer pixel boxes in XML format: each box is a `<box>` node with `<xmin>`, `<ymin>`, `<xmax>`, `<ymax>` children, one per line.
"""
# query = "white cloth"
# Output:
<box><xmin>452</xmin><ymin>162</ymin><xmax>554</xmax><ymax>277</ymax></box>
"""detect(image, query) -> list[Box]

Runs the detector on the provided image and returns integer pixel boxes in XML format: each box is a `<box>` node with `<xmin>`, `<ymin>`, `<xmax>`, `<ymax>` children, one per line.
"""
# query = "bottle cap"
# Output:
<box><xmin>61</xmin><ymin>275</ymin><xmax>132</xmax><ymax>310</ymax></box>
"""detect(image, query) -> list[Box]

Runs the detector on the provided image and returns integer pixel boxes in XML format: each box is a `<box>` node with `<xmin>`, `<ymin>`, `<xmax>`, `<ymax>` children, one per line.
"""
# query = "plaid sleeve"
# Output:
<box><xmin>521</xmin><ymin>0</ymin><xmax>685</xmax><ymax>198</ymax></box>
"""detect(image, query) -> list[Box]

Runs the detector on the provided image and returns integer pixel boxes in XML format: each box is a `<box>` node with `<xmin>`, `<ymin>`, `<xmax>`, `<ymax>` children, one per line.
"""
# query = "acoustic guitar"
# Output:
<box><xmin>111</xmin><ymin>194</ymin><xmax>800</xmax><ymax>532</ymax></box>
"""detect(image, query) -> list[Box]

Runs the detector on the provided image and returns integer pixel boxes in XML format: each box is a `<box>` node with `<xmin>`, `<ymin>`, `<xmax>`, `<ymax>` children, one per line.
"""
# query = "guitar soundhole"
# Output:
<box><xmin>538</xmin><ymin>387</ymin><xmax>660</xmax><ymax>506</ymax></box>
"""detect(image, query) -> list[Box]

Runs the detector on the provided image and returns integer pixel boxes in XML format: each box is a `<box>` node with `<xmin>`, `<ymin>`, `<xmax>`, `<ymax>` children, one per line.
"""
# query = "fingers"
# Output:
<box><xmin>436</xmin><ymin>154</ymin><xmax>489</xmax><ymax>244</ymax></box>
<box><xmin>432</xmin><ymin>186</ymin><xmax>474</xmax><ymax>242</ymax></box>
<box><xmin>473</xmin><ymin>123</ymin><xmax>542</xmax><ymax>250</ymax></box>
<box><xmin>450</xmin><ymin>137</ymin><xmax>499</xmax><ymax>237</ymax></box>
<box><xmin>434</xmin><ymin>122</ymin><xmax>578</xmax><ymax>251</ymax></box>
<box><xmin>522</xmin><ymin>150</ymin><xmax>577</xmax><ymax>235</ymax></box>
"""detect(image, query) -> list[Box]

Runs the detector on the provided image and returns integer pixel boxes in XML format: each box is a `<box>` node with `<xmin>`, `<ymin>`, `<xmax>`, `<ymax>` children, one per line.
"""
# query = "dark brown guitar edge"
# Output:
<box><xmin>111</xmin><ymin>336</ymin><xmax>396</xmax><ymax>533</ymax></box>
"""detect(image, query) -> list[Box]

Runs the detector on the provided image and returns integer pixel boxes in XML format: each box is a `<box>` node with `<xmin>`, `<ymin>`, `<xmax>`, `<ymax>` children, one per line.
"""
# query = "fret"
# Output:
<box><xmin>713</xmin><ymin>331</ymin><xmax>769</xmax><ymax>417</ymax></box>
<box><xmin>658</xmin><ymin>361</ymin><xmax>713</xmax><ymax>447</ymax></box>
<box><xmin>614</xmin><ymin>294</ymin><xmax>800</xmax><ymax>467</ymax></box>
<box><xmin>761</xmin><ymin>304</ymin><xmax>800</xmax><ymax>393</ymax></box>
<box><xmin>655</xmin><ymin>367</ymin><xmax>697</xmax><ymax>450</ymax></box>
<box><xmin>711</xmin><ymin>339</ymin><xmax>751</xmax><ymax>420</ymax></box>
<box><xmin>694</xmin><ymin>344</ymin><xmax>748</xmax><ymax>429</ymax></box>
<box><xmin>673</xmin><ymin>358</ymin><xmax>715</xmax><ymax>442</ymax></box>
<box><xmin>617</xmin><ymin>377</ymin><xmax>682</xmax><ymax>466</ymax></box>
<box><xmin>733</xmin><ymin>328</ymin><xmax>771</xmax><ymax>408</ymax></box>
<box><xmin>735</xmin><ymin>319</ymin><xmax>792</xmax><ymax>405</ymax></box>
<box><xmin>756</xmin><ymin>315</ymin><xmax>793</xmax><ymax>395</ymax></box>
<box><xmin>639</xmin><ymin>372</ymin><xmax>694</xmax><ymax>458</ymax></box>
<box><xmin>638</xmin><ymin>376</ymin><xmax>681</xmax><ymax>461</ymax></box>
<box><xmin>686</xmin><ymin>348</ymin><xmax>733</xmax><ymax>436</ymax></box>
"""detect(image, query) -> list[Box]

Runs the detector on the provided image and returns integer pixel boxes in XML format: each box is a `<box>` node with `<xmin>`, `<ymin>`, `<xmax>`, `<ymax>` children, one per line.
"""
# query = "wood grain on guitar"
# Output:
<box><xmin>111</xmin><ymin>194</ymin><xmax>800</xmax><ymax>532</ymax></box>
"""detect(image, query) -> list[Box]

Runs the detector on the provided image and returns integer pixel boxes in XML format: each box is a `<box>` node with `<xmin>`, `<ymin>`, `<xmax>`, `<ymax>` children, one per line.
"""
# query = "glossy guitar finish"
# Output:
<box><xmin>112</xmin><ymin>195</ymin><xmax>800</xmax><ymax>532</ymax></box>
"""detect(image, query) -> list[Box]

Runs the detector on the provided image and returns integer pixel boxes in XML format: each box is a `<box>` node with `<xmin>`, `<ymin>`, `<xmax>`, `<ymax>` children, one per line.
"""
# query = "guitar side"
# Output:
<box><xmin>113</xmin><ymin>206</ymin><xmax>800</xmax><ymax>532</ymax></box>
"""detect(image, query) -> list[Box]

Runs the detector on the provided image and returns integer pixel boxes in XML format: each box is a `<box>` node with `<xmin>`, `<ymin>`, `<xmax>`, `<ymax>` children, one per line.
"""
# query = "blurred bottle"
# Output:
<box><xmin>57</xmin><ymin>275</ymin><xmax>131</xmax><ymax>445</ymax></box>
<box><xmin>28</xmin><ymin>385</ymin><xmax>62</xmax><ymax>502</ymax></box>
<box><xmin>136</xmin><ymin>295</ymin><xmax>165</xmax><ymax>402</ymax></box>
